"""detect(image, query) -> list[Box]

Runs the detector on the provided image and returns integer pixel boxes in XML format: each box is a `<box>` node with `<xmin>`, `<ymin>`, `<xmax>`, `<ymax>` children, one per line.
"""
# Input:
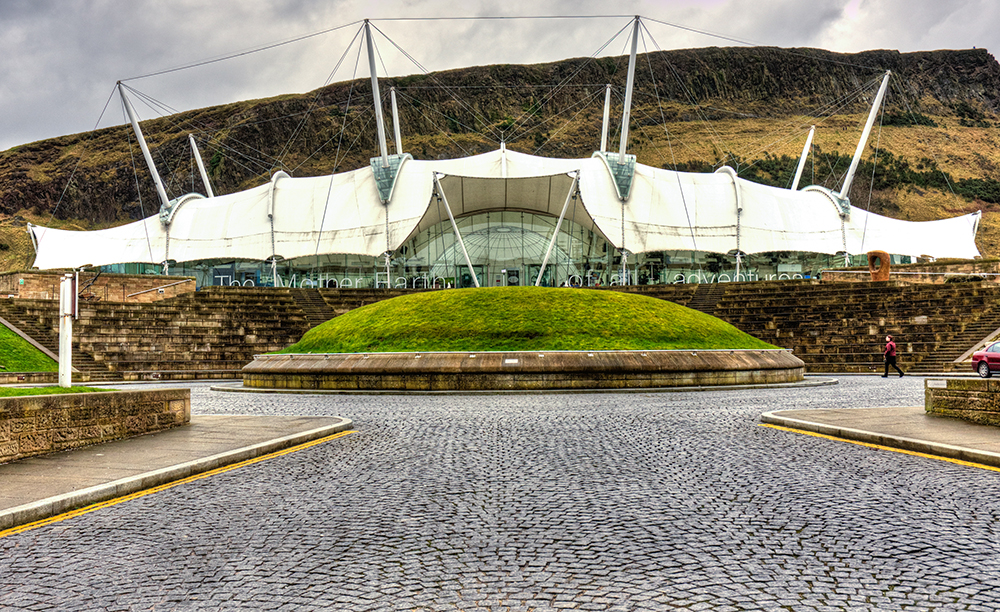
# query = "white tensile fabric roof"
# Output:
<box><xmin>29</xmin><ymin>147</ymin><xmax>981</xmax><ymax>269</ymax></box>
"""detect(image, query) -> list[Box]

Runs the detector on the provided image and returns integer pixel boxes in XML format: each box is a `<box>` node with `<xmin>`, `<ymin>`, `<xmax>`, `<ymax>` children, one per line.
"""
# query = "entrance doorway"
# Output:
<box><xmin>493</xmin><ymin>268</ymin><xmax>521</xmax><ymax>286</ymax></box>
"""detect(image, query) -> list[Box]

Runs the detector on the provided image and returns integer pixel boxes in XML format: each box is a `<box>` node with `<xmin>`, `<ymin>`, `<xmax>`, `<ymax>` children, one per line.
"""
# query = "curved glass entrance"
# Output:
<box><xmin>428</xmin><ymin>224</ymin><xmax>580</xmax><ymax>287</ymax></box>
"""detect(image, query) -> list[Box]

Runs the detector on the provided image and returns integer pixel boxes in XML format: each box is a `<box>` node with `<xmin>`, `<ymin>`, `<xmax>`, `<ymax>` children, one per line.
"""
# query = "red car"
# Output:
<box><xmin>972</xmin><ymin>341</ymin><xmax>1000</xmax><ymax>377</ymax></box>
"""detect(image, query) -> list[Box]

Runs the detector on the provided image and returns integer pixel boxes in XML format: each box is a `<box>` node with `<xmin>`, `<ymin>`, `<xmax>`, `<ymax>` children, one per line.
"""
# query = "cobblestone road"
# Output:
<box><xmin>3</xmin><ymin>377</ymin><xmax>1000</xmax><ymax>611</ymax></box>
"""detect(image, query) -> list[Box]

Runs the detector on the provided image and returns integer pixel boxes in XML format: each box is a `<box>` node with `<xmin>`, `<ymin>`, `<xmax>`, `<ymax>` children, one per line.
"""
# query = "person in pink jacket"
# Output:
<box><xmin>882</xmin><ymin>335</ymin><xmax>904</xmax><ymax>378</ymax></box>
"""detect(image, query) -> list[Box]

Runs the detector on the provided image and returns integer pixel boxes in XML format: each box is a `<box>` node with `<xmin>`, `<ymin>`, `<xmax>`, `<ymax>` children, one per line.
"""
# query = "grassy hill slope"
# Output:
<box><xmin>3</xmin><ymin>46</ymin><xmax>1000</xmax><ymax>264</ymax></box>
<box><xmin>278</xmin><ymin>287</ymin><xmax>778</xmax><ymax>353</ymax></box>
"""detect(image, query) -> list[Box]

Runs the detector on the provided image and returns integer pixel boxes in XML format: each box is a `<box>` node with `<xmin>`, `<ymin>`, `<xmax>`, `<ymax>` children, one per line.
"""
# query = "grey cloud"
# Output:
<box><xmin>0</xmin><ymin>0</ymin><xmax>996</xmax><ymax>150</ymax></box>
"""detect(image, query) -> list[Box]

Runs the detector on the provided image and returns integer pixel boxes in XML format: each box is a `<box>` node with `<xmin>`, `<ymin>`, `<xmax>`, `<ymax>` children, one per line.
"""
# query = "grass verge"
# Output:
<box><xmin>279</xmin><ymin>286</ymin><xmax>777</xmax><ymax>353</ymax></box>
<box><xmin>0</xmin><ymin>323</ymin><xmax>58</xmax><ymax>372</ymax></box>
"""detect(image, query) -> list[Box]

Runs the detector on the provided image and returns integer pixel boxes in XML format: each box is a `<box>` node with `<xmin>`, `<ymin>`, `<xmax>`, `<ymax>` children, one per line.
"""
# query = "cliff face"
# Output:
<box><xmin>1</xmin><ymin>45</ymin><xmax>999</xmax><ymax>265</ymax></box>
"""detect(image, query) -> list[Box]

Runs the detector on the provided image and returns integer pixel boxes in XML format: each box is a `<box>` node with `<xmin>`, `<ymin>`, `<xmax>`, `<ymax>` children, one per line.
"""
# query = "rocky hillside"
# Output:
<box><xmin>1</xmin><ymin>45</ymin><xmax>1000</xmax><ymax>270</ymax></box>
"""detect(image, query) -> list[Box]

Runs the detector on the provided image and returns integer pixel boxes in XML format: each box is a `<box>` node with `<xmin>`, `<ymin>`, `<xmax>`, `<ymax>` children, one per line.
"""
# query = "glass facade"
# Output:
<box><xmin>102</xmin><ymin>210</ymin><xmax>912</xmax><ymax>288</ymax></box>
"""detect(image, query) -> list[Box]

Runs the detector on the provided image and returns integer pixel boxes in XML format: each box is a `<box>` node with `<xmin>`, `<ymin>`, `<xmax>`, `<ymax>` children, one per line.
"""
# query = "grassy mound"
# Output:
<box><xmin>0</xmin><ymin>386</ymin><xmax>111</xmax><ymax>397</ymax></box>
<box><xmin>0</xmin><ymin>323</ymin><xmax>57</xmax><ymax>372</ymax></box>
<box><xmin>279</xmin><ymin>287</ymin><xmax>776</xmax><ymax>353</ymax></box>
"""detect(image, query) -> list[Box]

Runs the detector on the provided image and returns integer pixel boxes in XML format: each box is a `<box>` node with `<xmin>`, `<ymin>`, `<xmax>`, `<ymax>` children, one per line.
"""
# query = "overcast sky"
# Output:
<box><xmin>0</xmin><ymin>0</ymin><xmax>996</xmax><ymax>151</ymax></box>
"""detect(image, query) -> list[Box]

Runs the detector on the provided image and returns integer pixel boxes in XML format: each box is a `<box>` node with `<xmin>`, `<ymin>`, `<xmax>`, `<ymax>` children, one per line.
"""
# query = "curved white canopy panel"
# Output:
<box><xmin>30</xmin><ymin>217</ymin><xmax>167</xmax><ymax>269</ymax></box>
<box><xmin>736</xmin><ymin>178</ymin><xmax>847</xmax><ymax>254</ymax></box>
<box><xmin>167</xmin><ymin>181</ymin><xmax>272</xmax><ymax>262</ymax></box>
<box><xmin>577</xmin><ymin>160</ymin><xmax>981</xmax><ymax>258</ymax></box>
<box><xmin>845</xmin><ymin>207</ymin><xmax>981</xmax><ymax>259</ymax></box>
<box><xmin>428</xmin><ymin>148</ymin><xmax>582</xmax><ymax>179</ymax></box>
<box><xmin>406</xmin><ymin>150</ymin><xmax>599</xmax><ymax>239</ymax></box>
<box><xmin>28</xmin><ymin>148</ymin><xmax>981</xmax><ymax>269</ymax></box>
<box><xmin>580</xmin><ymin>160</ymin><xmax>746</xmax><ymax>253</ymax></box>
<box><xmin>30</xmin><ymin>163</ymin><xmax>436</xmax><ymax>268</ymax></box>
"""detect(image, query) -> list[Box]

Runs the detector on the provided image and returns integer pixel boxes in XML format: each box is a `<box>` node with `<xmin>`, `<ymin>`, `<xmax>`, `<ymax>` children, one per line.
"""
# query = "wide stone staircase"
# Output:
<box><xmin>902</xmin><ymin>302</ymin><xmax>1000</xmax><ymax>373</ymax></box>
<box><xmin>695</xmin><ymin>280</ymin><xmax>1000</xmax><ymax>373</ymax></box>
<box><xmin>0</xmin><ymin>286</ymin><xmax>312</xmax><ymax>380</ymax></box>
<box><xmin>0</xmin><ymin>298</ymin><xmax>109</xmax><ymax>379</ymax></box>
<box><xmin>3</xmin><ymin>281</ymin><xmax>1000</xmax><ymax>378</ymax></box>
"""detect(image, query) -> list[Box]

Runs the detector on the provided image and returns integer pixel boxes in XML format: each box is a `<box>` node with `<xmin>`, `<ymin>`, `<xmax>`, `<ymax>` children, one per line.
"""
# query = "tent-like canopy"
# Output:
<box><xmin>29</xmin><ymin>147</ymin><xmax>981</xmax><ymax>269</ymax></box>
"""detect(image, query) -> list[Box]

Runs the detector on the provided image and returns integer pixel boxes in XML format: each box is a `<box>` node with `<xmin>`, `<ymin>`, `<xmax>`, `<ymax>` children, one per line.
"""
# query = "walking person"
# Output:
<box><xmin>882</xmin><ymin>334</ymin><xmax>904</xmax><ymax>378</ymax></box>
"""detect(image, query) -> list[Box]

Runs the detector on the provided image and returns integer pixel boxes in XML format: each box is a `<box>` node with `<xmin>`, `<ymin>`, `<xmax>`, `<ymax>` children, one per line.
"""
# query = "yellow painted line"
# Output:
<box><xmin>0</xmin><ymin>429</ymin><xmax>358</xmax><ymax>539</ymax></box>
<box><xmin>760</xmin><ymin>423</ymin><xmax>1000</xmax><ymax>472</ymax></box>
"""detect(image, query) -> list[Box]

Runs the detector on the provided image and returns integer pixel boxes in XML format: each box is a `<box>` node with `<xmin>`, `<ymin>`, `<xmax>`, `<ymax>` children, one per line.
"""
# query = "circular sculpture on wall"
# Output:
<box><xmin>868</xmin><ymin>250</ymin><xmax>890</xmax><ymax>281</ymax></box>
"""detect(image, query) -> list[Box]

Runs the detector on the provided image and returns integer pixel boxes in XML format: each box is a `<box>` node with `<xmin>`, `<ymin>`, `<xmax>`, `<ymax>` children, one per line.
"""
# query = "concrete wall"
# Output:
<box><xmin>243</xmin><ymin>350</ymin><xmax>804</xmax><ymax>391</ymax></box>
<box><xmin>925</xmin><ymin>378</ymin><xmax>1000</xmax><ymax>427</ymax></box>
<box><xmin>0</xmin><ymin>271</ymin><xmax>195</xmax><ymax>302</ymax></box>
<box><xmin>0</xmin><ymin>388</ymin><xmax>190</xmax><ymax>463</ymax></box>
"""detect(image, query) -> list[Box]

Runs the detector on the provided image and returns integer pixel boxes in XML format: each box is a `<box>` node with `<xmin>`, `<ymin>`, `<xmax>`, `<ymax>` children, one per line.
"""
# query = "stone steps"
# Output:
<box><xmin>0</xmin><ymin>288</ymin><xmax>313</xmax><ymax>378</ymax></box>
<box><xmin>287</xmin><ymin>288</ymin><xmax>336</xmax><ymax>327</ymax></box>
<box><xmin>699</xmin><ymin>280</ymin><xmax>1000</xmax><ymax>373</ymax></box>
<box><xmin>3</xmin><ymin>282</ymin><xmax>1000</xmax><ymax>377</ymax></box>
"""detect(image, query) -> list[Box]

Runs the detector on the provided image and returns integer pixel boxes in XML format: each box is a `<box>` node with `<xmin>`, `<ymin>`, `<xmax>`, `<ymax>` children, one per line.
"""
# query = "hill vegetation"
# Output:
<box><xmin>2</xmin><ymin>45</ymin><xmax>1000</xmax><ymax>267</ymax></box>
<box><xmin>278</xmin><ymin>287</ymin><xmax>777</xmax><ymax>353</ymax></box>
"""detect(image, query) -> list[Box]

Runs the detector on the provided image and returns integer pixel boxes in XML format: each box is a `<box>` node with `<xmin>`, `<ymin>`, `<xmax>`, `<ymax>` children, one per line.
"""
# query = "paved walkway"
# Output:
<box><xmin>0</xmin><ymin>414</ymin><xmax>352</xmax><ymax>530</ymax></box>
<box><xmin>4</xmin><ymin>377</ymin><xmax>1000</xmax><ymax>534</ymax></box>
<box><xmin>6</xmin><ymin>376</ymin><xmax>1000</xmax><ymax>611</ymax></box>
<box><xmin>762</xmin><ymin>405</ymin><xmax>1000</xmax><ymax>468</ymax></box>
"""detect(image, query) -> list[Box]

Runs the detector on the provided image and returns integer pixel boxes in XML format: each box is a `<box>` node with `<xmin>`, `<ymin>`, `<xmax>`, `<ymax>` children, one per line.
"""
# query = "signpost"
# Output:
<box><xmin>58</xmin><ymin>273</ymin><xmax>77</xmax><ymax>387</ymax></box>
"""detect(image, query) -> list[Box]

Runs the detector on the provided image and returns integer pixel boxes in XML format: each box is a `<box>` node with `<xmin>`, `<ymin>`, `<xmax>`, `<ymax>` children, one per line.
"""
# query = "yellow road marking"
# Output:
<box><xmin>760</xmin><ymin>423</ymin><xmax>1000</xmax><ymax>472</ymax></box>
<box><xmin>0</xmin><ymin>429</ymin><xmax>357</xmax><ymax>539</ymax></box>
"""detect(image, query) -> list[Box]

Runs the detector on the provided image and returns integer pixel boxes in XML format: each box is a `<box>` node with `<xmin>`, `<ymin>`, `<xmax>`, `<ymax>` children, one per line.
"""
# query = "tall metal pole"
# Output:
<box><xmin>839</xmin><ymin>71</ymin><xmax>891</xmax><ymax>199</ymax></box>
<box><xmin>791</xmin><ymin>125</ymin><xmax>815</xmax><ymax>191</ymax></box>
<box><xmin>618</xmin><ymin>16</ymin><xmax>640</xmax><ymax>162</ymax></box>
<box><xmin>600</xmin><ymin>84</ymin><xmax>612</xmax><ymax>152</ymax></box>
<box><xmin>119</xmin><ymin>83</ymin><xmax>171</xmax><ymax>212</ymax></box>
<box><xmin>188</xmin><ymin>134</ymin><xmax>215</xmax><ymax>197</ymax></box>
<box><xmin>365</xmin><ymin>20</ymin><xmax>390</xmax><ymax>168</ymax></box>
<box><xmin>390</xmin><ymin>87</ymin><xmax>403</xmax><ymax>156</ymax></box>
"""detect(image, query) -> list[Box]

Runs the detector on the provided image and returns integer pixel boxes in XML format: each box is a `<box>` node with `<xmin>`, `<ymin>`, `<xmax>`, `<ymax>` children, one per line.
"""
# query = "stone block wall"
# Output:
<box><xmin>0</xmin><ymin>271</ymin><xmax>195</xmax><ymax>302</ymax></box>
<box><xmin>0</xmin><ymin>388</ymin><xmax>190</xmax><ymax>463</ymax></box>
<box><xmin>243</xmin><ymin>350</ymin><xmax>805</xmax><ymax>391</ymax></box>
<box><xmin>0</xmin><ymin>373</ymin><xmax>58</xmax><ymax>385</ymax></box>
<box><xmin>925</xmin><ymin>378</ymin><xmax>1000</xmax><ymax>427</ymax></box>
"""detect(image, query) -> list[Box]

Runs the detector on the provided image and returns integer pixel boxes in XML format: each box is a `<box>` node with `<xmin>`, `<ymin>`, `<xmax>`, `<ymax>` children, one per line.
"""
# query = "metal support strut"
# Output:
<box><xmin>535</xmin><ymin>173</ymin><xmax>580</xmax><ymax>286</ymax></box>
<box><xmin>433</xmin><ymin>173</ymin><xmax>480</xmax><ymax>288</ymax></box>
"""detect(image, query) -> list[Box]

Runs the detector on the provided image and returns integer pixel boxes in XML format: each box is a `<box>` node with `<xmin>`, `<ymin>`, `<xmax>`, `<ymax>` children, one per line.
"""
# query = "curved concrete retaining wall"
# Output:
<box><xmin>0</xmin><ymin>389</ymin><xmax>190</xmax><ymax>463</ymax></box>
<box><xmin>243</xmin><ymin>350</ymin><xmax>804</xmax><ymax>391</ymax></box>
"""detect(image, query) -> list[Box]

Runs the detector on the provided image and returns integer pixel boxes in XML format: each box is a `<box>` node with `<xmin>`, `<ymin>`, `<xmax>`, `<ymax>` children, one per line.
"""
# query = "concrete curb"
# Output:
<box><xmin>760</xmin><ymin>411</ymin><xmax>1000</xmax><ymax>468</ymax></box>
<box><xmin>0</xmin><ymin>418</ymin><xmax>353</xmax><ymax>531</ymax></box>
<box><xmin>213</xmin><ymin>376</ymin><xmax>839</xmax><ymax>395</ymax></box>
<box><xmin>803</xmin><ymin>371</ymin><xmax>978</xmax><ymax>378</ymax></box>
<box><xmin>243</xmin><ymin>349</ymin><xmax>806</xmax><ymax>392</ymax></box>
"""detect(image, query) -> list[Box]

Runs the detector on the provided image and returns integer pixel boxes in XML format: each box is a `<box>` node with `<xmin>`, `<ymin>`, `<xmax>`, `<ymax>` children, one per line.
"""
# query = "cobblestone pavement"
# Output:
<box><xmin>3</xmin><ymin>377</ymin><xmax>1000</xmax><ymax>611</ymax></box>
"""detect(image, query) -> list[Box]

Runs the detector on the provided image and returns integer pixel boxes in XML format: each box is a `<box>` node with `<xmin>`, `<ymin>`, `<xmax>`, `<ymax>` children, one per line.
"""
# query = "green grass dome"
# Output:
<box><xmin>279</xmin><ymin>287</ymin><xmax>776</xmax><ymax>354</ymax></box>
